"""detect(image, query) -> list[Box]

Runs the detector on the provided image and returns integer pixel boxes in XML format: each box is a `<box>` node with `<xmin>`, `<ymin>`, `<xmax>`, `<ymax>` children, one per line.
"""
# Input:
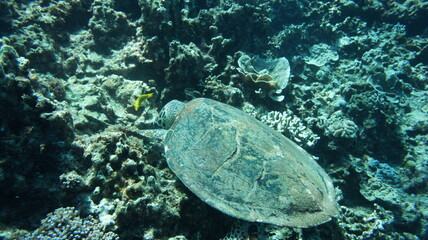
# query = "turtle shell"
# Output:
<box><xmin>164</xmin><ymin>98</ymin><xmax>338</xmax><ymax>227</ymax></box>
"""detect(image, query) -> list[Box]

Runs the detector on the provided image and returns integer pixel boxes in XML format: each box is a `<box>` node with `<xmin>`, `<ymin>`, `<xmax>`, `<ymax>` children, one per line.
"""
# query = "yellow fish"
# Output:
<box><xmin>134</xmin><ymin>93</ymin><xmax>154</xmax><ymax>111</ymax></box>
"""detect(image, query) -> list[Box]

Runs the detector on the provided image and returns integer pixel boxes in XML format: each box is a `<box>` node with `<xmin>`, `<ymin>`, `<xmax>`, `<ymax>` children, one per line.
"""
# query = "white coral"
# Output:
<box><xmin>260</xmin><ymin>110</ymin><xmax>319</xmax><ymax>147</ymax></box>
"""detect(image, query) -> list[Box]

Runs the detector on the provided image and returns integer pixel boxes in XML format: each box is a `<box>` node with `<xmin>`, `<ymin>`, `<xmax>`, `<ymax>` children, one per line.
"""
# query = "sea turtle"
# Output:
<box><xmin>157</xmin><ymin>98</ymin><xmax>338</xmax><ymax>228</ymax></box>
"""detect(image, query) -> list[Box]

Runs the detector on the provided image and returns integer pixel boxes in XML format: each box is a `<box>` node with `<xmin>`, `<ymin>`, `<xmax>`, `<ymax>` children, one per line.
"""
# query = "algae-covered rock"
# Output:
<box><xmin>304</xmin><ymin>43</ymin><xmax>339</xmax><ymax>67</ymax></box>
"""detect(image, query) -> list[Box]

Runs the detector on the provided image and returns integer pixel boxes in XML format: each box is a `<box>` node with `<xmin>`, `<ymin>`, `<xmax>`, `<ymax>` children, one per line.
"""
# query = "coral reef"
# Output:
<box><xmin>24</xmin><ymin>207</ymin><xmax>119</xmax><ymax>239</ymax></box>
<box><xmin>260</xmin><ymin>110</ymin><xmax>319</xmax><ymax>148</ymax></box>
<box><xmin>0</xmin><ymin>0</ymin><xmax>427</xmax><ymax>239</ymax></box>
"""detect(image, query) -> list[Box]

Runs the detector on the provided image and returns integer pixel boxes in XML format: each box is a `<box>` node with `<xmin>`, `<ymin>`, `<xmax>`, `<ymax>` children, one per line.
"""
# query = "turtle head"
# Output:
<box><xmin>158</xmin><ymin>100</ymin><xmax>186</xmax><ymax>129</ymax></box>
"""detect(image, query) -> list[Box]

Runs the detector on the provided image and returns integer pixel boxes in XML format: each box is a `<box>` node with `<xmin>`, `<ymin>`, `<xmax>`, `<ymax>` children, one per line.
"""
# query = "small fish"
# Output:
<box><xmin>134</xmin><ymin>93</ymin><xmax>154</xmax><ymax>111</ymax></box>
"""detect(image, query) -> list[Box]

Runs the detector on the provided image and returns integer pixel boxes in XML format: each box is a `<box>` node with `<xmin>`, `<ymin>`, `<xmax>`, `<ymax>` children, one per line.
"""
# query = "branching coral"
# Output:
<box><xmin>260</xmin><ymin>110</ymin><xmax>319</xmax><ymax>147</ymax></box>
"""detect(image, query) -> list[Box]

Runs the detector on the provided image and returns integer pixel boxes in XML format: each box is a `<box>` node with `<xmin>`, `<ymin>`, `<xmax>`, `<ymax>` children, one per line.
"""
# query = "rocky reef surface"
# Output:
<box><xmin>0</xmin><ymin>0</ymin><xmax>427</xmax><ymax>239</ymax></box>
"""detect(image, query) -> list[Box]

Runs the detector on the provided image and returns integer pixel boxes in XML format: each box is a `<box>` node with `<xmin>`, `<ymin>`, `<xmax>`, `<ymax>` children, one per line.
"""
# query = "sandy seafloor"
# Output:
<box><xmin>0</xmin><ymin>0</ymin><xmax>427</xmax><ymax>239</ymax></box>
